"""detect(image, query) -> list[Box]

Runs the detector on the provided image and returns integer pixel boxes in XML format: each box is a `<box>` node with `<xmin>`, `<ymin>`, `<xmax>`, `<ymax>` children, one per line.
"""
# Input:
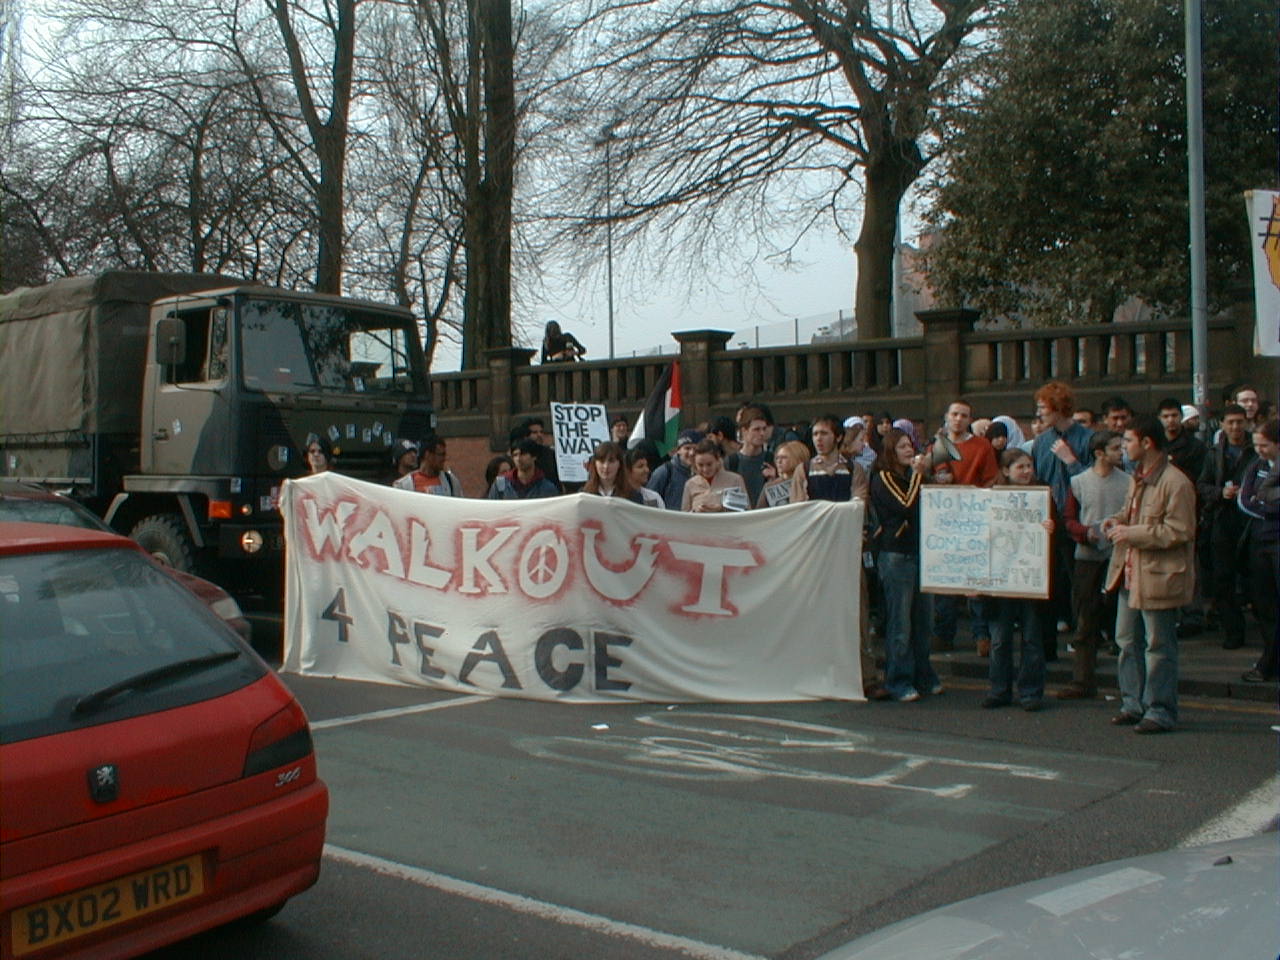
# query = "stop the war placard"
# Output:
<box><xmin>918</xmin><ymin>485</ymin><xmax>1052</xmax><ymax>599</ymax></box>
<box><xmin>551</xmin><ymin>402</ymin><xmax>610</xmax><ymax>483</ymax></box>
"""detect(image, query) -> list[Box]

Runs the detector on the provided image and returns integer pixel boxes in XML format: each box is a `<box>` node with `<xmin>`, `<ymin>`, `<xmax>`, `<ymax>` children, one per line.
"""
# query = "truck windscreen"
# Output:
<box><xmin>239</xmin><ymin>298</ymin><xmax>419</xmax><ymax>394</ymax></box>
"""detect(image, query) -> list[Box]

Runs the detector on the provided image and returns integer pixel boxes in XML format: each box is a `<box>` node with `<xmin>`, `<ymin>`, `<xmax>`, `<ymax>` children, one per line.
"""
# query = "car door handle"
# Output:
<box><xmin>154</xmin><ymin>428</ymin><xmax>169</xmax><ymax>441</ymax></box>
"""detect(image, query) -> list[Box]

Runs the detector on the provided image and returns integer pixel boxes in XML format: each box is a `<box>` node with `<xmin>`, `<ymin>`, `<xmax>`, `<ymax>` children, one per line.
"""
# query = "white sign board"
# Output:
<box><xmin>918</xmin><ymin>485</ymin><xmax>1052</xmax><ymax>599</ymax></box>
<box><xmin>1246</xmin><ymin>189</ymin><xmax>1280</xmax><ymax>357</ymax></box>
<box><xmin>551</xmin><ymin>402</ymin><xmax>610</xmax><ymax>483</ymax></box>
<box><xmin>281</xmin><ymin>472</ymin><xmax>864</xmax><ymax>702</ymax></box>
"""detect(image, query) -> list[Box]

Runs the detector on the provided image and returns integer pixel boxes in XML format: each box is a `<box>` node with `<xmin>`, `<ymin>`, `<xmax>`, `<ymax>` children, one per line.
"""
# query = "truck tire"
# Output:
<box><xmin>131</xmin><ymin>514</ymin><xmax>197</xmax><ymax>573</ymax></box>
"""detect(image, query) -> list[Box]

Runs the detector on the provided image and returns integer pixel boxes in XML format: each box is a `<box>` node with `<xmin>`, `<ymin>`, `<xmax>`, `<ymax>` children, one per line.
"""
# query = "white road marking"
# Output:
<box><xmin>323</xmin><ymin>845</ymin><xmax>768</xmax><ymax>960</ymax></box>
<box><xmin>310</xmin><ymin>694</ymin><xmax>491</xmax><ymax>730</ymax></box>
<box><xmin>1178</xmin><ymin>775</ymin><xmax>1280</xmax><ymax>847</ymax></box>
<box><xmin>829</xmin><ymin>915</ymin><xmax>1000</xmax><ymax>959</ymax></box>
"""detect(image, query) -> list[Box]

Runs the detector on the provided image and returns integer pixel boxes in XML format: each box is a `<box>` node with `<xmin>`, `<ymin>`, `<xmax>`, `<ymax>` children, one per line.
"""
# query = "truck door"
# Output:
<box><xmin>145</xmin><ymin>304</ymin><xmax>234</xmax><ymax>475</ymax></box>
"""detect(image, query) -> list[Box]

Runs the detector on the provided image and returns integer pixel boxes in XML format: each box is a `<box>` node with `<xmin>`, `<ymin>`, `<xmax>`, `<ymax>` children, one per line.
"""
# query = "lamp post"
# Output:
<box><xmin>1184</xmin><ymin>0</ymin><xmax>1208</xmax><ymax>407</ymax></box>
<box><xmin>594</xmin><ymin>124</ymin><xmax>619</xmax><ymax>359</ymax></box>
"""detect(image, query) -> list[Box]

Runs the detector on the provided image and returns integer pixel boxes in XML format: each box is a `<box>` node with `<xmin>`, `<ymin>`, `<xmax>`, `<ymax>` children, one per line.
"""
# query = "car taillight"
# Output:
<box><xmin>243</xmin><ymin>700</ymin><xmax>314</xmax><ymax>778</ymax></box>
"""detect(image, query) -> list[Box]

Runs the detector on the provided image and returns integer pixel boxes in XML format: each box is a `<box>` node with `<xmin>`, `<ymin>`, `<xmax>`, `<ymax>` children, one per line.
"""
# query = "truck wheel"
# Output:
<box><xmin>131</xmin><ymin>514</ymin><xmax>197</xmax><ymax>572</ymax></box>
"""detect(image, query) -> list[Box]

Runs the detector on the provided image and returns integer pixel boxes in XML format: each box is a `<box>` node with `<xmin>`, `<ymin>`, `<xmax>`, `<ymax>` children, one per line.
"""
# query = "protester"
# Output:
<box><xmin>483</xmin><ymin>455</ymin><xmax>515</xmax><ymax>496</ymax></box>
<box><xmin>1073</xmin><ymin>409</ymin><xmax>1096</xmax><ymax>429</ymax></box>
<box><xmin>892</xmin><ymin>417</ymin><xmax>920</xmax><ymax>452</ymax></box>
<box><xmin>1232</xmin><ymin>384</ymin><xmax>1261</xmax><ymax>429</ymax></box>
<box><xmin>727</xmin><ymin>406</ymin><xmax>771</xmax><ymax>505</ymax></box>
<box><xmin>981</xmin><ymin>448</ymin><xmax>1054</xmax><ymax>711</ymax></box>
<box><xmin>1237</xmin><ymin>418</ymin><xmax>1278</xmax><ymax>683</ymax></box>
<box><xmin>389</xmin><ymin>438</ymin><xmax>418</xmax><ymax>483</ymax></box>
<box><xmin>1031</xmin><ymin>381</ymin><xmax>1093</xmax><ymax>657</ymax></box>
<box><xmin>757</xmin><ymin>441</ymin><xmax>809</xmax><ymax>508</ymax></box>
<box><xmin>610</xmin><ymin>415</ymin><xmax>630</xmax><ymax>446</ymax></box>
<box><xmin>1059</xmin><ymin>430</ymin><xmax>1128</xmax><ymax>699</ymax></box>
<box><xmin>840</xmin><ymin>419</ymin><xmax>877</xmax><ymax>472</ymax></box>
<box><xmin>682</xmin><ymin>439</ymin><xmax>749</xmax><ymax>512</ymax></box>
<box><xmin>869</xmin><ymin>428</ymin><xmax>941</xmax><ymax>702</ymax></box>
<box><xmin>870</xmin><ymin>412</ymin><xmax>893</xmax><ymax>454</ymax></box>
<box><xmin>583</xmin><ymin>442</ymin><xmax>644</xmax><ymax>503</ymax></box>
<box><xmin>808</xmin><ymin>415</ymin><xmax>868</xmax><ymax>502</ymax></box>
<box><xmin>808</xmin><ymin>413</ymin><xmax>883</xmax><ymax>697</ymax></box>
<box><xmin>985</xmin><ymin>420</ymin><xmax>1009</xmax><ymax>454</ymax></box>
<box><xmin>511</xmin><ymin>417</ymin><xmax>560</xmax><ymax>490</ymax></box>
<box><xmin>540</xmin><ymin>320</ymin><xmax>586</xmax><ymax>362</ymax></box>
<box><xmin>488</xmin><ymin>438</ymin><xmax>559</xmax><ymax>499</ymax></box>
<box><xmin>1156</xmin><ymin>397</ymin><xmax>1207</xmax><ymax>482</ymax></box>
<box><xmin>1100</xmin><ymin>397</ymin><xmax>1137</xmax><ymax>472</ymax></box>
<box><xmin>625</xmin><ymin>447</ymin><xmax>666</xmax><ymax>508</ymax></box>
<box><xmin>1195</xmin><ymin>404</ymin><xmax>1258</xmax><ymax>650</ymax></box>
<box><xmin>1102</xmin><ymin>416</ymin><xmax>1197</xmax><ymax>733</ymax></box>
<box><xmin>925</xmin><ymin>399</ymin><xmax>999</xmax><ymax>656</ymax></box>
<box><xmin>304</xmin><ymin>434</ymin><xmax>335</xmax><ymax>474</ymax></box>
<box><xmin>706</xmin><ymin>415</ymin><xmax>741</xmax><ymax>458</ymax></box>
<box><xmin>992</xmin><ymin>414</ymin><xmax>1026</xmax><ymax>451</ymax></box>
<box><xmin>648</xmin><ymin>429</ymin><xmax>702</xmax><ymax>509</ymax></box>
<box><xmin>394</xmin><ymin>435</ymin><xmax>463</xmax><ymax>495</ymax></box>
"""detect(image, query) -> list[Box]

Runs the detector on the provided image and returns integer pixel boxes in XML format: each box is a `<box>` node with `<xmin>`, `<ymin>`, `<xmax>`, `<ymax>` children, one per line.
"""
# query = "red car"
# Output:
<box><xmin>0</xmin><ymin>483</ymin><xmax>252</xmax><ymax>644</ymax></box>
<box><xmin>0</xmin><ymin>522</ymin><xmax>327</xmax><ymax>959</ymax></box>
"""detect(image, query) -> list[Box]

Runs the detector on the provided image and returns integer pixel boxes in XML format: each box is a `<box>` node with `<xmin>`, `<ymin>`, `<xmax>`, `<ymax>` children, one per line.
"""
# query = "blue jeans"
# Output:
<box><xmin>933</xmin><ymin>595</ymin><xmax>990</xmax><ymax>643</ymax></box>
<box><xmin>988</xmin><ymin>598</ymin><xmax>1046</xmax><ymax>703</ymax></box>
<box><xmin>1115</xmin><ymin>591</ymin><xmax>1179</xmax><ymax>728</ymax></box>
<box><xmin>879</xmin><ymin>552</ymin><xmax>939</xmax><ymax>700</ymax></box>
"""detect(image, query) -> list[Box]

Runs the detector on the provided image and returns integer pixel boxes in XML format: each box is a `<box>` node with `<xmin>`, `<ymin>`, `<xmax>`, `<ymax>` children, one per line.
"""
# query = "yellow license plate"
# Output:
<box><xmin>11</xmin><ymin>853</ymin><xmax>205</xmax><ymax>956</ymax></box>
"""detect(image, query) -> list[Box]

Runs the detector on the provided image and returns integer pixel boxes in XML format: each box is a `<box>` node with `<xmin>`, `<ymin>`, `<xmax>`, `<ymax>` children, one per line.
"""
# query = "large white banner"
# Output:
<box><xmin>281</xmin><ymin>473</ymin><xmax>864</xmax><ymax>702</ymax></box>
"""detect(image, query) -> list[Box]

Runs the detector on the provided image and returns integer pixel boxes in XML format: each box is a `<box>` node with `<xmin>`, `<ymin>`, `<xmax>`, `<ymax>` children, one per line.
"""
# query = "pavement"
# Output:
<box><xmin>922</xmin><ymin>618</ymin><xmax>1278</xmax><ymax>704</ymax></box>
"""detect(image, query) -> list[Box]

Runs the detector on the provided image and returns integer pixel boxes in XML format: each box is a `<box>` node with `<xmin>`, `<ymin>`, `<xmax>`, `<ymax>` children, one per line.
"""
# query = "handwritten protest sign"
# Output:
<box><xmin>551</xmin><ymin>402</ymin><xmax>610</xmax><ymax>482</ymax></box>
<box><xmin>918</xmin><ymin>485</ymin><xmax>1052</xmax><ymax>599</ymax></box>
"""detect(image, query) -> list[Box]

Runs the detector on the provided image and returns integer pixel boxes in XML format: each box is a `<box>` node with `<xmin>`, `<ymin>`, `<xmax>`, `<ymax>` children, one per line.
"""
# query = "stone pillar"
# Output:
<box><xmin>483</xmin><ymin>346</ymin><xmax>536</xmax><ymax>450</ymax></box>
<box><xmin>672</xmin><ymin>329</ymin><xmax>733</xmax><ymax>428</ymax></box>
<box><xmin>916</xmin><ymin>307</ymin><xmax>978</xmax><ymax>420</ymax></box>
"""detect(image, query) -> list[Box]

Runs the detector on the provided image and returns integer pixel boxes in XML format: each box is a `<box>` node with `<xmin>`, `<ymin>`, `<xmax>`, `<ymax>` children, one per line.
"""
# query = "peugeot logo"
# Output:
<box><xmin>88</xmin><ymin>764</ymin><xmax>119</xmax><ymax>804</ymax></box>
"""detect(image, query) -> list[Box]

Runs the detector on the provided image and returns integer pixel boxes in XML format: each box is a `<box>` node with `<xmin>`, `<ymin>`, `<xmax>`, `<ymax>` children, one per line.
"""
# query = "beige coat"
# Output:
<box><xmin>682</xmin><ymin>469</ymin><xmax>749</xmax><ymax>512</ymax></box>
<box><xmin>1104</xmin><ymin>456</ymin><xmax>1196</xmax><ymax>610</ymax></box>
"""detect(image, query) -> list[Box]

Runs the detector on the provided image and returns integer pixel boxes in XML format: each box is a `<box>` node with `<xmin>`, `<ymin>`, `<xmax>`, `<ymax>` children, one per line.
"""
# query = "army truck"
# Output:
<box><xmin>0</xmin><ymin>271</ymin><xmax>434</xmax><ymax>600</ymax></box>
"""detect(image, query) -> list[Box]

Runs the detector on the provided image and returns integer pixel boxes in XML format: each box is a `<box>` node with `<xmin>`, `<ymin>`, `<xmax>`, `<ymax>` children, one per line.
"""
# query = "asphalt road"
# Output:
<box><xmin>147</xmin><ymin>669</ymin><xmax>1277</xmax><ymax>960</ymax></box>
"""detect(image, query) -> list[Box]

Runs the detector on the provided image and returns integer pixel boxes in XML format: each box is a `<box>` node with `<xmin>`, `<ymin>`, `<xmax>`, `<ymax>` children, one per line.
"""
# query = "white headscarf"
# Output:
<box><xmin>993</xmin><ymin>415</ymin><xmax>1025</xmax><ymax>449</ymax></box>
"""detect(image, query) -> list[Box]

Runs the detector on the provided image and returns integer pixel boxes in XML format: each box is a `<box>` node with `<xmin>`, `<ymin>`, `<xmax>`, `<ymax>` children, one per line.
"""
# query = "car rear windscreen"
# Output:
<box><xmin>0</xmin><ymin>546</ymin><xmax>265</xmax><ymax>743</ymax></box>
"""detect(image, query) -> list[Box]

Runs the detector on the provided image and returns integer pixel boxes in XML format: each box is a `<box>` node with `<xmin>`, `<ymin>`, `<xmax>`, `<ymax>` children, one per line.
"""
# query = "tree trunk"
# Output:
<box><xmin>854</xmin><ymin>145</ymin><xmax>921</xmax><ymax>341</ymax></box>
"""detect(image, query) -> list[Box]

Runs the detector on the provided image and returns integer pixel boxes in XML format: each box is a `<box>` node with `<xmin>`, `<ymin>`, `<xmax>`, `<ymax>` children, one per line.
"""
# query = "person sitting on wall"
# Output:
<box><xmin>540</xmin><ymin>321</ymin><xmax>586</xmax><ymax>363</ymax></box>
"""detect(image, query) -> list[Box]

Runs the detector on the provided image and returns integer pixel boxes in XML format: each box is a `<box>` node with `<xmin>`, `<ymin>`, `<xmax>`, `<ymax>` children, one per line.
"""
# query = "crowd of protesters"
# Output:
<box><xmin>341</xmin><ymin>380</ymin><xmax>1276</xmax><ymax>723</ymax></box>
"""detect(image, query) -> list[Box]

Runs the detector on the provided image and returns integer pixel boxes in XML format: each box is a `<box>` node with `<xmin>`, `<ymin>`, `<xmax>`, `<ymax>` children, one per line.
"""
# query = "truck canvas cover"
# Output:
<box><xmin>0</xmin><ymin>272</ymin><xmax>235</xmax><ymax>439</ymax></box>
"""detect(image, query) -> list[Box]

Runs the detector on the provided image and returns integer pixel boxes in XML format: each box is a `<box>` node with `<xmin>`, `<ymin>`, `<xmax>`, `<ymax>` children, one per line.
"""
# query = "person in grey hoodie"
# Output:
<box><xmin>646</xmin><ymin>429</ymin><xmax>702</xmax><ymax>509</ymax></box>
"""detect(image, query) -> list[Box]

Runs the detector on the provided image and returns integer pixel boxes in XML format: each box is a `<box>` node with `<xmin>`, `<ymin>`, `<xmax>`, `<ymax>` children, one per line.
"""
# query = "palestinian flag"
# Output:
<box><xmin>628</xmin><ymin>361</ymin><xmax>681</xmax><ymax>455</ymax></box>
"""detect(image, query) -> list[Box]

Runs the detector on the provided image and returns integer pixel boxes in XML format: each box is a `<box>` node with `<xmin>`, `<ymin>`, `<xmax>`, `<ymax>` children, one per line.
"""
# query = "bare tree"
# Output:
<box><xmin>549</xmin><ymin>0</ymin><xmax>995</xmax><ymax>340</ymax></box>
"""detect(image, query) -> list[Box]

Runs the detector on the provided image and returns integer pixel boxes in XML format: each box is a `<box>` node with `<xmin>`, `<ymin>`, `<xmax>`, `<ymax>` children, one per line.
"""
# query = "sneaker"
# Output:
<box><xmin>1241</xmin><ymin>668</ymin><xmax>1275</xmax><ymax>683</ymax></box>
<box><xmin>864</xmin><ymin>684</ymin><xmax>893</xmax><ymax>701</ymax></box>
<box><xmin>1134</xmin><ymin>718</ymin><xmax>1169</xmax><ymax>734</ymax></box>
<box><xmin>1021</xmin><ymin>699</ymin><xmax>1044</xmax><ymax>712</ymax></box>
<box><xmin>929</xmin><ymin>682</ymin><xmax>945</xmax><ymax>696</ymax></box>
<box><xmin>1111</xmin><ymin>712</ymin><xmax>1142</xmax><ymax>726</ymax></box>
<box><xmin>980</xmin><ymin>695</ymin><xmax>1010</xmax><ymax>709</ymax></box>
<box><xmin>1056</xmin><ymin>620</ymin><xmax>1070</xmax><ymax>634</ymax></box>
<box><xmin>898</xmin><ymin>690</ymin><xmax>921</xmax><ymax>703</ymax></box>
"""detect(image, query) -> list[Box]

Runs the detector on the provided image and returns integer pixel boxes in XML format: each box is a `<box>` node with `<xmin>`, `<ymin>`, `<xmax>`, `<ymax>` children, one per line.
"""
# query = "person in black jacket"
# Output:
<box><xmin>1195</xmin><ymin>404</ymin><xmax>1258</xmax><ymax>649</ymax></box>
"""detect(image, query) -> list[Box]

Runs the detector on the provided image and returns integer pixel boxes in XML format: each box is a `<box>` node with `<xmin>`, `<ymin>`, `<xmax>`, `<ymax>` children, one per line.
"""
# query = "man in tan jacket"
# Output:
<box><xmin>1102</xmin><ymin>416</ymin><xmax>1197</xmax><ymax>733</ymax></box>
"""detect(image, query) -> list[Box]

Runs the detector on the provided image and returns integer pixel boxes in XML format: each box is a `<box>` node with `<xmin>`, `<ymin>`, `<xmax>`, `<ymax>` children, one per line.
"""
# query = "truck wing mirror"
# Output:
<box><xmin>156</xmin><ymin>316</ymin><xmax>187</xmax><ymax>366</ymax></box>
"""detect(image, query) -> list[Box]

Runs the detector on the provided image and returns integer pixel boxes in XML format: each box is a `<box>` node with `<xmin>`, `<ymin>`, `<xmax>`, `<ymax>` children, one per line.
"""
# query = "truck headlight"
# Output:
<box><xmin>240</xmin><ymin>530</ymin><xmax>264</xmax><ymax>554</ymax></box>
